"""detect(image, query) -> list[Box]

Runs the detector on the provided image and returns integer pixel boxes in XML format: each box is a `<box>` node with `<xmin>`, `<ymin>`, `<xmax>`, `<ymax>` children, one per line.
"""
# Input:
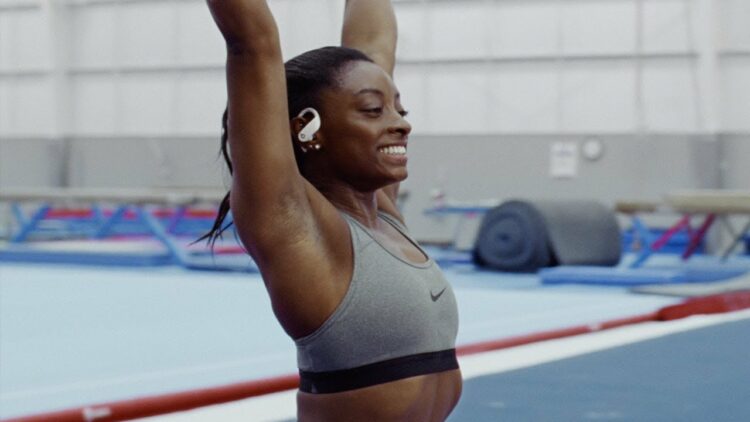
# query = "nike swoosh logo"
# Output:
<box><xmin>430</xmin><ymin>287</ymin><xmax>447</xmax><ymax>302</ymax></box>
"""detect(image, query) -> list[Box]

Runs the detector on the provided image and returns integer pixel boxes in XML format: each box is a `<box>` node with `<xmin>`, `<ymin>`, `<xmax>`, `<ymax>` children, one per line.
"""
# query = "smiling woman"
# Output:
<box><xmin>200</xmin><ymin>1</ymin><xmax>462</xmax><ymax>421</ymax></box>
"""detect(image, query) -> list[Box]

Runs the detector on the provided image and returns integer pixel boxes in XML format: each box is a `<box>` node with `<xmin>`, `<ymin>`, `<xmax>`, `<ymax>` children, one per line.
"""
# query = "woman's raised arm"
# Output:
<box><xmin>342</xmin><ymin>0</ymin><xmax>404</xmax><ymax>218</ymax></box>
<box><xmin>341</xmin><ymin>0</ymin><xmax>398</xmax><ymax>76</ymax></box>
<box><xmin>206</xmin><ymin>0</ymin><xmax>310</xmax><ymax>250</ymax></box>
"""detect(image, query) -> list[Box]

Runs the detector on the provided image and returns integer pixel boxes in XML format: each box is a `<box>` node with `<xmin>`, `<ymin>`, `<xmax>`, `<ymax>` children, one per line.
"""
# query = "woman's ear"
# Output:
<box><xmin>290</xmin><ymin>116</ymin><xmax>308</xmax><ymax>140</ymax></box>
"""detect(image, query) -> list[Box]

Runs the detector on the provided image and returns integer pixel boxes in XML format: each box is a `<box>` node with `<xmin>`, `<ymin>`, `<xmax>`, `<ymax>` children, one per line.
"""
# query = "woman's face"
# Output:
<box><xmin>315</xmin><ymin>61</ymin><xmax>412</xmax><ymax>192</ymax></box>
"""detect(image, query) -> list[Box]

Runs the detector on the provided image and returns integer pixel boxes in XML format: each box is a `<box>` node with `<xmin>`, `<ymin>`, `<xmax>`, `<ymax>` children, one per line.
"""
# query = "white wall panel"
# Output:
<box><xmin>11</xmin><ymin>77</ymin><xmax>55</xmax><ymax>135</ymax></box>
<box><xmin>175</xmin><ymin>73</ymin><xmax>226</xmax><ymax>135</ymax></box>
<box><xmin>7</xmin><ymin>10</ymin><xmax>48</xmax><ymax>70</ymax></box>
<box><xmin>119</xmin><ymin>75</ymin><xmax>174</xmax><ymax>134</ymax></box>
<box><xmin>395</xmin><ymin>4</ymin><xmax>426</xmax><ymax>60</ymax></box>
<box><xmin>427</xmin><ymin>3</ymin><xmax>489</xmax><ymax>59</ymax></box>
<box><xmin>562</xmin><ymin>1</ymin><xmax>635</xmax><ymax>55</ymax></box>
<box><xmin>72</xmin><ymin>75</ymin><xmax>117</xmax><ymax>135</ymax></box>
<box><xmin>643</xmin><ymin>62</ymin><xmax>700</xmax><ymax>131</ymax></box>
<box><xmin>492</xmin><ymin>3</ymin><xmax>559</xmax><ymax>57</ymax></box>
<box><xmin>0</xmin><ymin>0</ymin><xmax>38</xmax><ymax>6</ymax></box>
<box><xmin>0</xmin><ymin>14</ymin><xmax>13</xmax><ymax>70</ymax></box>
<box><xmin>721</xmin><ymin>59</ymin><xmax>750</xmax><ymax>132</ymax></box>
<box><xmin>0</xmin><ymin>0</ymin><xmax>741</xmax><ymax>141</ymax></box>
<box><xmin>266</xmin><ymin>0</ymin><xmax>293</xmax><ymax>58</ymax></box>
<box><xmin>272</xmin><ymin>0</ymin><xmax>341</xmax><ymax>61</ymax></box>
<box><xmin>489</xmin><ymin>65</ymin><xmax>559</xmax><ymax>132</ymax></box>
<box><xmin>426</xmin><ymin>66</ymin><xmax>488</xmax><ymax>134</ymax></box>
<box><xmin>561</xmin><ymin>64</ymin><xmax>635</xmax><ymax>132</ymax></box>
<box><xmin>119</xmin><ymin>2</ymin><xmax>178</xmax><ymax>67</ymax></box>
<box><xmin>643</xmin><ymin>0</ymin><xmax>691</xmax><ymax>53</ymax></box>
<box><xmin>176</xmin><ymin>1</ymin><xmax>225</xmax><ymax>66</ymax></box>
<box><xmin>71</xmin><ymin>6</ymin><xmax>117</xmax><ymax>68</ymax></box>
<box><xmin>719</xmin><ymin>0</ymin><xmax>750</xmax><ymax>50</ymax></box>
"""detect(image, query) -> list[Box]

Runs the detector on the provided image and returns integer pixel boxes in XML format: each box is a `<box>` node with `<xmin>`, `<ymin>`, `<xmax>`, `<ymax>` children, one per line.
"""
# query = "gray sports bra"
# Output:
<box><xmin>294</xmin><ymin>212</ymin><xmax>459</xmax><ymax>394</ymax></box>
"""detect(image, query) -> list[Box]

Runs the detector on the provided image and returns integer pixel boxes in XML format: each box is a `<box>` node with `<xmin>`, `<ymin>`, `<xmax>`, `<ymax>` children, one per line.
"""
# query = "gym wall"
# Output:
<box><xmin>0</xmin><ymin>0</ymin><xmax>748</xmax><ymax>243</ymax></box>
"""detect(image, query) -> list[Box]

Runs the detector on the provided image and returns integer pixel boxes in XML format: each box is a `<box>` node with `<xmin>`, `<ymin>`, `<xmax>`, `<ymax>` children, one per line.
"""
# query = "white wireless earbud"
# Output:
<box><xmin>297</xmin><ymin>107</ymin><xmax>321</xmax><ymax>142</ymax></box>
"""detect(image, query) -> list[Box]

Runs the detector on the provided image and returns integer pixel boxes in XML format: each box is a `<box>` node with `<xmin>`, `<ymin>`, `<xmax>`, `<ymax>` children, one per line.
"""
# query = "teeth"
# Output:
<box><xmin>379</xmin><ymin>146</ymin><xmax>407</xmax><ymax>155</ymax></box>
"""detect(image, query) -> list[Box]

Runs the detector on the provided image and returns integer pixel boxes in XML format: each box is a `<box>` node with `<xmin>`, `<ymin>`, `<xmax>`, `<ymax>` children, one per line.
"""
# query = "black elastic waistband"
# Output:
<box><xmin>299</xmin><ymin>349</ymin><xmax>459</xmax><ymax>394</ymax></box>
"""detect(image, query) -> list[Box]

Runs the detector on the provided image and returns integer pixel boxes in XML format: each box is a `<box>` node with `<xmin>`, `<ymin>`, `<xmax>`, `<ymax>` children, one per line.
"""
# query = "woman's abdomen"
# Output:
<box><xmin>297</xmin><ymin>369</ymin><xmax>462</xmax><ymax>422</ymax></box>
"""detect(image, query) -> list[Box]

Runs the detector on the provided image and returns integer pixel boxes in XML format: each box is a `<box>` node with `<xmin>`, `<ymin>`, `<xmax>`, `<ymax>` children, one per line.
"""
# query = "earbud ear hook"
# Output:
<box><xmin>297</xmin><ymin>107</ymin><xmax>321</xmax><ymax>142</ymax></box>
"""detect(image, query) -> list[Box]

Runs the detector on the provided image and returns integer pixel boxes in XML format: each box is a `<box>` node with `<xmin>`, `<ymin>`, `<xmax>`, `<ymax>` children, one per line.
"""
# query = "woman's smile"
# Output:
<box><xmin>377</xmin><ymin>144</ymin><xmax>408</xmax><ymax>165</ymax></box>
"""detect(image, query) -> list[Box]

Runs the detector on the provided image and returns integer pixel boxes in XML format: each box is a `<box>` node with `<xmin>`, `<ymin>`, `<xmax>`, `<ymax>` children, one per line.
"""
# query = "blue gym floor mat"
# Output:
<box><xmin>449</xmin><ymin>317</ymin><xmax>750</xmax><ymax>422</ymax></box>
<box><xmin>0</xmin><ymin>239</ymin><xmax>260</xmax><ymax>272</ymax></box>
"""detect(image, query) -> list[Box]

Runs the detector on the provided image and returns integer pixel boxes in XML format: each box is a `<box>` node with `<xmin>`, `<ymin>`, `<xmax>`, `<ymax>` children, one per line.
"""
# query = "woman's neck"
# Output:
<box><xmin>311</xmin><ymin>179</ymin><xmax>380</xmax><ymax>227</ymax></box>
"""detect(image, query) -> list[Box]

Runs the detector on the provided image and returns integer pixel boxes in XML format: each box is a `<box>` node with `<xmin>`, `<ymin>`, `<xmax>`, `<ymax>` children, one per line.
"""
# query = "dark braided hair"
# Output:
<box><xmin>198</xmin><ymin>46</ymin><xmax>374</xmax><ymax>247</ymax></box>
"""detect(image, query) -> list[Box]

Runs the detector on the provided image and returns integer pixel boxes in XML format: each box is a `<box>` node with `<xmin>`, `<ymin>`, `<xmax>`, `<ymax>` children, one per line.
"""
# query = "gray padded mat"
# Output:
<box><xmin>534</xmin><ymin>200</ymin><xmax>621</xmax><ymax>267</ymax></box>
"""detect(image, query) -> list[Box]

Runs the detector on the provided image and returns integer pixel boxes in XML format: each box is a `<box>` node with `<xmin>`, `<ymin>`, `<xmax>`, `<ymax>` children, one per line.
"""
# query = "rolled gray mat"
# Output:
<box><xmin>472</xmin><ymin>200</ymin><xmax>553</xmax><ymax>272</ymax></box>
<box><xmin>473</xmin><ymin>200</ymin><xmax>621</xmax><ymax>272</ymax></box>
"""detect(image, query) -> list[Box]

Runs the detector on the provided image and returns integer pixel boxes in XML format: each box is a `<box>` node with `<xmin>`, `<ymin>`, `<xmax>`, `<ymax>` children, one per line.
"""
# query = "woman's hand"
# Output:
<box><xmin>207</xmin><ymin>0</ymin><xmax>279</xmax><ymax>55</ymax></box>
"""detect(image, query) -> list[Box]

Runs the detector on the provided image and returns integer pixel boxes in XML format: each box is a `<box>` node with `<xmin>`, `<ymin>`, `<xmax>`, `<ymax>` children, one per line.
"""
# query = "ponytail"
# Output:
<box><xmin>196</xmin><ymin>107</ymin><xmax>233</xmax><ymax>247</ymax></box>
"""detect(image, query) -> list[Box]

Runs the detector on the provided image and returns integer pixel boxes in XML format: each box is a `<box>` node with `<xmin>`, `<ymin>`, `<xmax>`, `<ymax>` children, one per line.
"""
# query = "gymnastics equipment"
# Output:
<box><xmin>617</xmin><ymin>190</ymin><xmax>750</xmax><ymax>267</ymax></box>
<box><xmin>540</xmin><ymin>190</ymin><xmax>750</xmax><ymax>287</ymax></box>
<box><xmin>0</xmin><ymin>187</ymin><xmax>258</xmax><ymax>271</ymax></box>
<box><xmin>472</xmin><ymin>200</ymin><xmax>621</xmax><ymax>272</ymax></box>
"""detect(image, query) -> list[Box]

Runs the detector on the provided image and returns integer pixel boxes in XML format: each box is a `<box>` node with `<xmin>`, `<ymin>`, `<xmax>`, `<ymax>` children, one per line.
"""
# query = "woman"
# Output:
<box><xmin>203</xmin><ymin>1</ymin><xmax>461</xmax><ymax>420</ymax></box>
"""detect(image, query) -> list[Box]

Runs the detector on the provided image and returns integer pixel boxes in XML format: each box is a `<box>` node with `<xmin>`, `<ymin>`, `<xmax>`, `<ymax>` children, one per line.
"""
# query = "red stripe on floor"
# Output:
<box><xmin>2</xmin><ymin>375</ymin><xmax>299</xmax><ymax>422</ymax></box>
<box><xmin>657</xmin><ymin>291</ymin><xmax>750</xmax><ymax>321</ymax></box>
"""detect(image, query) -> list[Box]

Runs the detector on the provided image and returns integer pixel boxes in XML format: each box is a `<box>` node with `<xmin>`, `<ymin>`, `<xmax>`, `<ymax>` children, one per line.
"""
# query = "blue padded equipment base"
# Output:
<box><xmin>540</xmin><ymin>266</ymin><xmax>749</xmax><ymax>287</ymax></box>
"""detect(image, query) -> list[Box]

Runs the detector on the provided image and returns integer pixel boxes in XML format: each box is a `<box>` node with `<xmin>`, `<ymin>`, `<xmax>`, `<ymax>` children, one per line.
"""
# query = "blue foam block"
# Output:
<box><xmin>0</xmin><ymin>247</ymin><xmax>172</xmax><ymax>267</ymax></box>
<box><xmin>540</xmin><ymin>266</ymin><xmax>688</xmax><ymax>286</ymax></box>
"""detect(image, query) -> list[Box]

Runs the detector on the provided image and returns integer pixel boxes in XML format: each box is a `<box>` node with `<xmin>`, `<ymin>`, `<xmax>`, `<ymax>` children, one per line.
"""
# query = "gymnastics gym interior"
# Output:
<box><xmin>1</xmin><ymin>0</ymin><xmax>750</xmax><ymax>421</ymax></box>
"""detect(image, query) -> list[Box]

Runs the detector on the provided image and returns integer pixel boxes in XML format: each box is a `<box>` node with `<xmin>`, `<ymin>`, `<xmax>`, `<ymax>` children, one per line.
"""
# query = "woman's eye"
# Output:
<box><xmin>398</xmin><ymin>110</ymin><xmax>409</xmax><ymax>117</ymax></box>
<box><xmin>364</xmin><ymin>107</ymin><xmax>383</xmax><ymax>115</ymax></box>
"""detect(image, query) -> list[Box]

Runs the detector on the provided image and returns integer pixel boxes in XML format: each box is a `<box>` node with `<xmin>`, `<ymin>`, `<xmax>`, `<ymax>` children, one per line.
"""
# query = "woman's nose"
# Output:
<box><xmin>390</xmin><ymin>113</ymin><xmax>412</xmax><ymax>136</ymax></box>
